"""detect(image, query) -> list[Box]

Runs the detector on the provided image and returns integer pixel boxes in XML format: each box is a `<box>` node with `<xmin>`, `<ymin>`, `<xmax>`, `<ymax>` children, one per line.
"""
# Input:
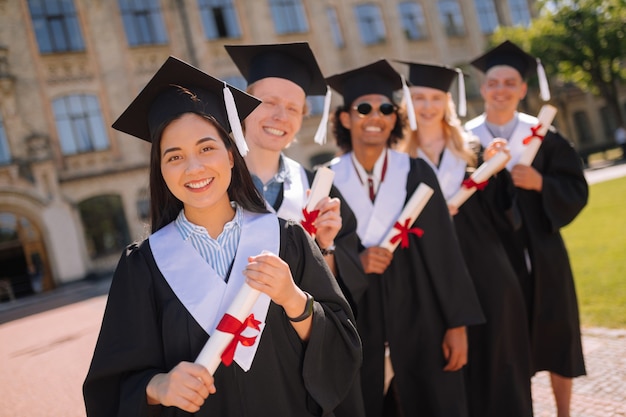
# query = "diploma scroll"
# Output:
<box><xmin>517</xmin><ymin>104</ymin><xmax>557</xmax><ymax>166</ymax></box>
<box><xmin>195</xmin><ymin>283</ymin><xmax>261</xmax><ymax>375</ymax></box>
<box><xmin>447</xmin><ymin>151</ymin><xmax>509</xmax><ymax>208</ymax></box>
<box><xmin>379</xmin><ymin>183</ymin><xmax>434</xmax><ymax>252</ymax></box>
<box><xmin>306</xmin><ymin>167</ymin><xmax>335</xmax><ymax>211</ymax></box>
<box><xmin>301</xmin><ymin>167</ymin><xmax>335</xmax><ymax>236</ymax></box>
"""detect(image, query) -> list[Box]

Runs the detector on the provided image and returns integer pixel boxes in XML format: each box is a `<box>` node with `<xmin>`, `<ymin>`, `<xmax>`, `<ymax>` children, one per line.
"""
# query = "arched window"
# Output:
<box><xmin>0</xmin><ymin>113</ymin><xmax>10</xmax><ymax>165</ymax></box>
<box><xmin>53</xmin><ymin>94</ymin><xmax>109</xmax><ymax>155</ymax></box>
<box><xmin>78</xmin><ymin>195</ymin><xmax>130</xmax><ymax>258</ymax></box>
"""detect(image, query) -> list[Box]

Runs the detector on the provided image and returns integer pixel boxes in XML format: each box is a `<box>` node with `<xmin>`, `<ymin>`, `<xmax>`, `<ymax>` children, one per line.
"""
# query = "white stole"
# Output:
<box><xmin>417</xmin><ymin>148</ymin><xmax>467</xmax><ymax>201</ymax></box>
<box><xmin>273</xmin><ymin>157</ymin><xmax>310</xmax><ymax>222</ymax></box>
<box><xmin>149</xmin><ymin>210</ymin><xmax>280</xmax><ymax>371</ymax></box>
<box><xmin>467</xmin><ymin>113</ymin><xmax>540</xmax><ymax>171</ymax></box>
<box><xmin>331</xmin><ymin>150</ymin><xmax>409</xmax><ymax>247</ymax></box>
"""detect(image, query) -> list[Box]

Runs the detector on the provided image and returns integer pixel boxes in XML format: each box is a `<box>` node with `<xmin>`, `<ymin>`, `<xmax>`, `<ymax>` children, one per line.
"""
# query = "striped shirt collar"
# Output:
<box><xmin>175</xmin><ymin>202</ymin><xmax>242</xmax><ymax>241</ymax></box>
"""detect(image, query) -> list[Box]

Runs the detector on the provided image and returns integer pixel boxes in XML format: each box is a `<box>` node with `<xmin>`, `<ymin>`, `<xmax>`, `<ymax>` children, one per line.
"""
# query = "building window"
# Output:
<box><xmin>599</xmin><ymin>106</ymin><xmax>618</xmax><ymax>141</ymax></box>
<box><xmin>27</xmin><ymin>0</ymin><xmax>85</xmax><ymax>54</ymax></box>
<box><xmin>79</xmin><ymin>195</ymin><xmax>131</xmax><ymax>259</ymax></box>
<box><xmin>0</xmin><ymin>115</ymin><xmax>10</xmax><ymax>165</ymax></box>
<box><xmin>474</xmin><ymin>0</ymin><xmax>499</xmax><ymax>34</ymax></box>
<box><xmin>326</xmin><ymin>7</ymin><xmax>345</xmax><ymax>48</ymax></box>
<box><xmin>508</xmin><ymin>0</ymin><xmax>531</xmax><ymax>26</ymax></box>
<box><xmin>354</xmin><ymin>4</ymin><xmax>386</xmax><ymax>45</ymax></box>
<box><xmin>573</xmin><ymin>111</ymin><xmax>593</xmax><ymax>145</ymax></box>
<box><xmin>222</xmin><ymin>75</ymin><xmax>248</xmax><ymax>91</ymax></box>
<box><xmin>306</xmin><ymin>96</ymin><xmax>326</xmax><ymax>116</ymax></box>
<box><xmin>398</xmin><ymin>2</ymin><xmax>428</xmax><ymax>41</ymax></box>
<box><xmin>118</xmin><ymin>0</ymin><xmax>168</xmax><ymax>46</ymax></box>
<box><xmin>438</xmin><ymin>0</ymin><xmax>466</xmax><ymax>37</ymax></box>
<box><xmin>136</xmin><ymin>188</ymin><xmax>150</xmax><ymax>221</ymax></box>
<box><xmin>269</xmin><ymin>0</ymin><xmax>309</xmax><ymax>34</ymax></box>
<box><xmin>53</xmin><ymin>94</ymin><xmax>109</xmax><ymax>155</ymax></box>
<box><xmin>198</xmin><ymin>0</ymin><xmax>241</xmax><ymax>39</ymax></box>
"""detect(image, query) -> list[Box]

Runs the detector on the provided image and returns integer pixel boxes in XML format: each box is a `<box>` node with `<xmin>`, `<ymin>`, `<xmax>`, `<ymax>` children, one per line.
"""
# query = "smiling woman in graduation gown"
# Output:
<box><xmin>82</xmin><ymin>57</ymin><xmax>362</xmax><ymax>417</ymax></box>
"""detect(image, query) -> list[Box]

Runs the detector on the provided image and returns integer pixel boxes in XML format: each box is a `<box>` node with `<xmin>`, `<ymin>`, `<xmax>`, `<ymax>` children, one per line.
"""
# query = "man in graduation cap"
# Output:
<box><xmin>465</xmin><ymin>40</ymin><xmax>588</xmax><ymax>417</ymax></box>
<box><xmin>327</xmin><ymin>59</ymin><xmax>485</xmax><ymax>417</ymax></box>
<box><xmin>83</xmin><ymin>56</ymin><xmax>363</xmax><ymax>417</ymax></box>
<box><xmin>395</xmin><ymin>60</ymin><xmax>533</xmax><ymax>417</ymax></box>
<box><xmin>224</xmin><ymin>42</ymin><xmax>368</xmax><ymax>319</ymax></box>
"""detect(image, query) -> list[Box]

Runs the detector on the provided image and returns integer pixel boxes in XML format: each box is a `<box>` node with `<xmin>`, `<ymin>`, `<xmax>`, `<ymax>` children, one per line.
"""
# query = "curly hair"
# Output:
<box><xmin>330</xmin><ymin>105</ymin><xmax>407</xmax><ymax>153</ymax></box>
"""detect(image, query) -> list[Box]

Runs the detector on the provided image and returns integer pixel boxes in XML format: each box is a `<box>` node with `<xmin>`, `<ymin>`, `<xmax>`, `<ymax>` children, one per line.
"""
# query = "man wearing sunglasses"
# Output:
<box><xmin>327</xmin><ymin>59</ymin><xmax>484</xmax><ymax>417</ymax></box>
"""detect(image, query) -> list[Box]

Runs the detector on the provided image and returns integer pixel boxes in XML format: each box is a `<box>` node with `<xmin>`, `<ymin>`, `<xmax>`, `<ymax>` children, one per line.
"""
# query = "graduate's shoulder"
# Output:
<box><xmin>464</xmin><ymin>114</ymin><xmax>486</xmax><ymax>131</ymax></box>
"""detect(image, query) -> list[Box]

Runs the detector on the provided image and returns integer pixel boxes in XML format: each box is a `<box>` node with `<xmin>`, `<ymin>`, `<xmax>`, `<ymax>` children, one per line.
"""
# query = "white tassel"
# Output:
<box><xmin>223</xmin><ymin>84</ymin><xmax>249</xmax><ymax>156</ymax></box>
<box><xmin>537</xmin><ymin>59</ymin><xmax>551</xmax><ymax>102</ymax></box>
<box><xmin>456</xmin><ymin>69</ymin><xmax>467</xmax><ymax>117</ymax></box>
<box><xmin>402</xmin><ymin>74</ymin><xmax>417</xmax><ymax>131</ymax></box>
<box><xmin>313</xmin><ymin>87</ymin><xmax>332</xmax><ymax>145</ymax></box>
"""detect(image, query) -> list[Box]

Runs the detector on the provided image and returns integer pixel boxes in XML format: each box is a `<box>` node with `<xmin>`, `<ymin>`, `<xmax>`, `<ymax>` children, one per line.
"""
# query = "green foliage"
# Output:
<box><xmin>562</xmin><ymin>175</ymin><xmax>626</xmax><ymax>328</ymax></box>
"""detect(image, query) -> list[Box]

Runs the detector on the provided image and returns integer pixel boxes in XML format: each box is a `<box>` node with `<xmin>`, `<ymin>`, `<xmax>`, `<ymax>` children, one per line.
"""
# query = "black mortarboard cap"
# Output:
<box><xmin>326</xmin><ymin>59</ymin><xmax>403</xmax><ymax>106</ymax></box>
<box><xmin>470</xmin><ymin>40</ymin><xmax>537</xmax><ymax>79</ymax></box>
<box><xmin>394</xmin><ymin>61</ymin><xmax>458</xmax><ymax>92</ymax></box>
<box><xmin>112</xmin><ymin>56</ymin><xmax>261</xmax><ymax>145</ymax></box>
<box><xmin>224</xmin><ymin>42</ymin><xmax>327</xmax><ymax>95</ymax></box>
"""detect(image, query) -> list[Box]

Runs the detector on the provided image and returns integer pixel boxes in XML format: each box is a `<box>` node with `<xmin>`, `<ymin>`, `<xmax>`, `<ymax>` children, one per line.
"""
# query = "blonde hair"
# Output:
<box><xmin>397</xmin><ymin>93</ymin><xmax>477</xmax><ymax>167</ymax></box>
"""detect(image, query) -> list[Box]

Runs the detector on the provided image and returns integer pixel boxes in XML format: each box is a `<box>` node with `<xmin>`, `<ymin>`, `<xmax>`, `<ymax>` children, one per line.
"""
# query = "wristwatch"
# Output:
<box><xmin>319</xmin><ymin>244</ymin><xmax>336</xmax><ymax>256</ymax></box>
<box><xmin>287</xmin><ymin>292</ymin><xmax>314</xmax><ymax>322</ymax></box>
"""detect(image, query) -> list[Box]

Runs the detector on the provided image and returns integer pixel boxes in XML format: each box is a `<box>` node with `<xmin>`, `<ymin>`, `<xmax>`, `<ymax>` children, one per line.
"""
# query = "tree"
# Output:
<box><xmin>492</xmin><ymin>0</ymin><xmax>626</xmax><ymax>127</ymax></box>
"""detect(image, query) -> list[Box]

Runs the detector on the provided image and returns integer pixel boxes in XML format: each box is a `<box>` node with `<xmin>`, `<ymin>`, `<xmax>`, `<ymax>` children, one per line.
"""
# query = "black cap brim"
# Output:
<box><xmin>394</xmin><ymin>60</ymin><xmax>460</xmax><ymax>92</ymax></box>
<box><xmin>470</xmin><ymin>40</ymin><xmax>537</xmax><ymax>79</ymax></box>
<box><xmin>112</xmin><ymin>56</ymin><xmax>261</xmax><ymax>142</ymax></box>
<box><xmin>225</xmin><ymin>42</ymin><xmax>327</xmax><ymax>96</ymax></box>
<box><xmin>326</xmin><ymin>59</ymin><xmax>402</xmax><ymax>106</ymax></box>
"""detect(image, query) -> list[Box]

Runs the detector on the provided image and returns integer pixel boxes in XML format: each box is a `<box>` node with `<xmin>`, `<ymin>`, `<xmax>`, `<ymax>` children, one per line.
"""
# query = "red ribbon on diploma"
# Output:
<box><xmin>390</xmin><ymin>218</ymin><xmax>424</xmax><ymax>249</ymax></box>
<box><xmin>462</xmin><ymin>178</ymin><xmax>489</xmax><ymax>191</ymax></box>
<box><xmin>301</xmin><ymin>208</ymin><xmax>320</xmax><ymax>235</ymax></box>
<box><xmin>216</xmin><ymin>313</ymin><xmax>261</xmax><ymax>366</ymax></box>
<box><xmin>522</xmin><ymin>124</ymin><xmax>544</xmax><ymax>145</ymax></box>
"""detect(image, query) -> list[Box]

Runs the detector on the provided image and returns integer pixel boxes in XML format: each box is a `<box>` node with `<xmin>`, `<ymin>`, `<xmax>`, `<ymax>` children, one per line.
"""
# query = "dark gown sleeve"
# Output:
<box><xmin>305</xmin><ymin>169</ymin><xmax>369</xmax><ymax>313</ymax></box>
<box><xmin>83</xmin><ymin>242</ymin><xmax>163</xmax><ymax>417</ymax></box>
<box><xmin>531</xmin><ymin>130</ymin><xmax>588</xmax><ymax>232</ymax></box>
<box><xmin>407</xmin><ymin>158</ymin><xmax>485</xmax><ymax>328</ymax></box>
<box><xmin>279</xmin><ymin>220</ymin><xmax>363</xmax><ymax>416</ymax></box>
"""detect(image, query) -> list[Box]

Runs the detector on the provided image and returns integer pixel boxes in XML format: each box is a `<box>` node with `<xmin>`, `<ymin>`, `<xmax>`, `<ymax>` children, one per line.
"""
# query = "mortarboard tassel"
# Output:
<box><xmin>223</xmin><ymin>83</ymin><xmax>249</xmax><ymax>156</ymax></box>
<box><xmin>313</xmin><ymin>86</ymin><xmax>332</xmax><ymax>145</ymax></box>
<box><xmin>456</xmin><ymin>69</ymin><xmax>467</xmax><ymax>117</ymax></box>
<box><xmin>402</xmin><ymin>74</ymin><xmax>417</xmax><ymax>131</ymax></box>
<box><xmin>537</xmin><ymin>58</ymin><xmax>551</xmax><ymax>102</ymax></box>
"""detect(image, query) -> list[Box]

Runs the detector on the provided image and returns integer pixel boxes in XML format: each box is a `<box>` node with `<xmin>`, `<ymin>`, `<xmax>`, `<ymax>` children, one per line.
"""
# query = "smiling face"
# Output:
<box><xmin>160</xmin><ymin>113</ymin><xmax>234</xmax><ymax>224</ymax></box>
<box><xmin>243</xmin><ymin>77</ymin><xmax>306</xmax><ymax>153</ymax></box>
<box><xmin>409</xmin><ymin>86</ymin><xmax>449</xmax><ymax>129</ymax></box>
<box><xmin>339</xmin><ymin>94</ymin><xmax>398</xmax><ymax>152</ymax></box>
<box><xmin>480</xmin><ymin>65</ymin><xmax>527</xmax><ymax>119</ymax></box>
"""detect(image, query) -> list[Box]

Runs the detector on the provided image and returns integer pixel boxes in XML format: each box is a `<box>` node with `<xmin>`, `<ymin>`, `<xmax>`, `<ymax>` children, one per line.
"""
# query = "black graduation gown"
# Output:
<box><xmin>451</xmin><ymin>160</ymin><xmax>533</xmax><ymax>417</ymax></box>
<box><xmin>499</xmin><ymin>130</ymin><xmax>588</xmax><ymax>377</ymax></box>
<box><xmin>83</xmin><ymin>219</ymin><xmax>363</xmax><ymax>417</ymax></box>
<box><xmin>303</xmin><ymin>169</ymin><xmax>369</xmax><ymax>313</ymax></box>
<box><xmin>351</xmin><ymin>158</ymin><xmax>485</xmax><ymax>417</ymax></box>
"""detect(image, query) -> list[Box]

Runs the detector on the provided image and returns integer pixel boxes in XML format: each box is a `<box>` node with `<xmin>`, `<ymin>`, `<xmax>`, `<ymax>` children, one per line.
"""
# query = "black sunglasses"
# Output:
<box><xmin>352</xmin><ymin>102</ymin><xmax>396</xmax><ymax>117</ymax></box>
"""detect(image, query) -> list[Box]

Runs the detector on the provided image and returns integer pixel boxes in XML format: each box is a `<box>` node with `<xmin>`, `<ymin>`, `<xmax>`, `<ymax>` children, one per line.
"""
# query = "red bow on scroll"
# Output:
<box><xmin>216</xmin><ymin>313</ymin><xmax>261</xmax><ymax>366</ymax></box>
<box><xmin>389</xmin><ymin>218</ymin><xmax>424</xmax><ymax>249</ymax></box>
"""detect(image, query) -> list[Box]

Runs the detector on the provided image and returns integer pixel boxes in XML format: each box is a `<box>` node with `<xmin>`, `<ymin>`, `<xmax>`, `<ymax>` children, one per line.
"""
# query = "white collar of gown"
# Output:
<box><xmin>417</xmin><ymin>147</ymin><xmax>467</xmax><ymax>201</ymax></box>
<box><xmin>149</xmin><ymin>210</ymin><xmax>279</xmax><ymax>371</ymax></box>
<box><xmin>331</xmin><ymin>149</ymin><xmax>409</xmax><ymax>247</ymax></box>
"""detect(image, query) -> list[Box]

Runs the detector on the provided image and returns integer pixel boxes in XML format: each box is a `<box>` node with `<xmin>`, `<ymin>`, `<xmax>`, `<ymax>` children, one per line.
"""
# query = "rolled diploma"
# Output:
<box><xmin>447</xmin><ymin>151</ymin><xmax>509</xmax><ymax>208</ymax></box>
<box><xmin>195</xmin><ymin>283</ymin><xmax>261</xmax><ymax>375</ymax></box>
<box><xmin>306</xmin><ymin>167</ymin><xmax>335</xmax><ymax>211</ymax></box>
<box><xmin>379</xmin><ymin>183</ymin><xmax>434</xmax><ymax>252</ymax></box>
<box><xmin>517</xmin><ymin>104</ymin><xmax>557</xmax><ymax>166</ymax></box>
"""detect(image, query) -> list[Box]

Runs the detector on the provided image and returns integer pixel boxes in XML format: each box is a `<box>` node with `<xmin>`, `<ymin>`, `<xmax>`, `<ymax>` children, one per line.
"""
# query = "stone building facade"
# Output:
<box><xmin>0</xmin><ymin>0</ymin><xmax>622</xmax><ymax>297</ymax></box>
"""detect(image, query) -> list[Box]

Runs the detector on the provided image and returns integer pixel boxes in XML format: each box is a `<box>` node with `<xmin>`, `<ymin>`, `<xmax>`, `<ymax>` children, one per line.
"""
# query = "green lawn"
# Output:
<box><xmin>562</xmin><ymin>175</ymin><xmax>626</xmax><ymax>329</ymax></box>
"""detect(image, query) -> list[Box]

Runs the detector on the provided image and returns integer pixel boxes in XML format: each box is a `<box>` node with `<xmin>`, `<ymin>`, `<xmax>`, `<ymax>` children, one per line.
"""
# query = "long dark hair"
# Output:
<box><xmin>149</xmin><ymin>112</ymin><xmax>267</xmax><ymax>233</ymax></box>
<box><xmin>331</xmin><ymin>105</ymin><xmax>407</xmax><ymax>153</ymax></box>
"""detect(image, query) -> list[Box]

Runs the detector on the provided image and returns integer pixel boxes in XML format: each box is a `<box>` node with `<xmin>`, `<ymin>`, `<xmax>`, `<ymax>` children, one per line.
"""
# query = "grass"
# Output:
<box><xmin>562</xmin><ymin>175</ymin><xmax>626</xmax><ymax>329</ymax></box>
